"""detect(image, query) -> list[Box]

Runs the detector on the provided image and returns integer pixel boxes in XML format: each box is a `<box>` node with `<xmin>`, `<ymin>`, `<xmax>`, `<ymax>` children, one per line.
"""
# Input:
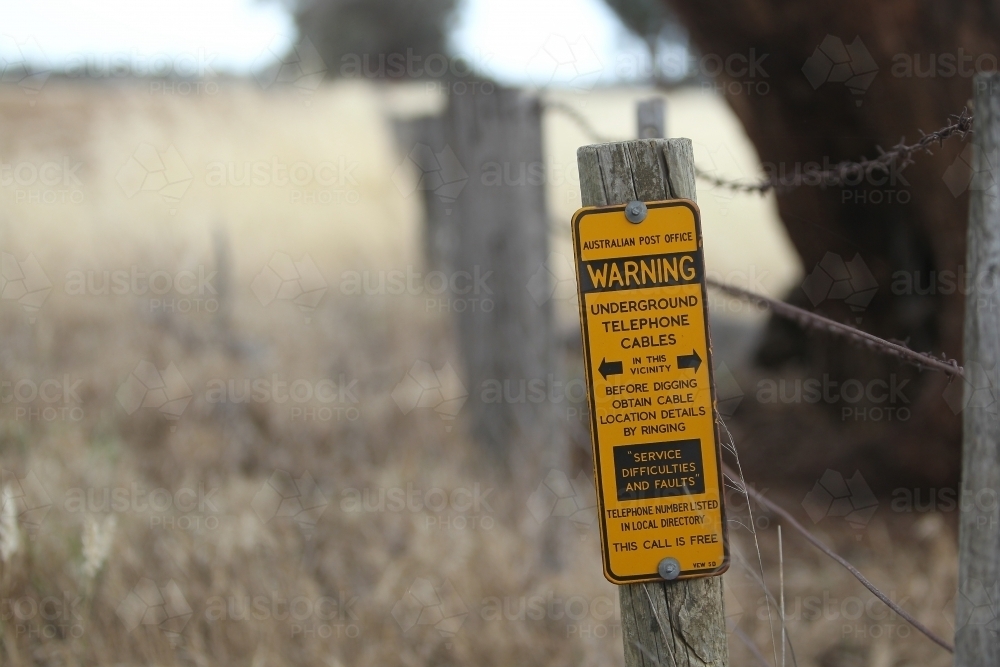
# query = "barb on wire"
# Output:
<box><xmin>697</xmin><ymin>109</ymin><xmax>974</xmax><ymax>194</ymax></box>
<box><xmin>707</xmin><ymin>278</ymin><xmax>963</xmax><ymax>377</ymax></box>
<box><xmin>722</xmin><ymin>463</ymin><xmax>955</xmax><ymax>654</ymax></box>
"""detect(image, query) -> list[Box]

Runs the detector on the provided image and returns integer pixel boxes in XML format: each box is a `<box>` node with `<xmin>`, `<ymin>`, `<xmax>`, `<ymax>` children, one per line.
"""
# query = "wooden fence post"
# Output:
<box><xmin>447</xmin><ymin>87</ymin><xmax>559</xmax><ymax>474</ymax></box>
<box><xmin>637</xmin><ymin>98</ymin><xmax>666</xmax><ymax>139</ymax></box>
<box><xmin>577</xmin><ymin>138</ymin><xmax>728</xmax><ymax>666</ymax></box>
<box><xmin>392</xmin><ymin>115</ymin><xmax>455</xmax><ymax>274</ymax></box>
<box><xmin>955</xmin><ymin>72</ymin><xmax>1000</xmax><ymax>667</ymax></box>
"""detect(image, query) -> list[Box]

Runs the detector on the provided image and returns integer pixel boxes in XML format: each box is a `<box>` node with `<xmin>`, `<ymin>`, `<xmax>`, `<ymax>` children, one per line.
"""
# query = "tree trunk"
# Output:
<box><xmin>665</xmin><ymin>0</ymin><xmax>1000</xmax><ymax>486</ymax></box>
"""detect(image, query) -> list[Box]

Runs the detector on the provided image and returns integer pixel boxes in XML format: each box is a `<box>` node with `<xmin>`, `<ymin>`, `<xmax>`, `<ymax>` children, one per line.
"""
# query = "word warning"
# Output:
<box><xmin>572</xmin><ymin>199</ymin><xmax>728</xmax><ymax>584</ymax></box>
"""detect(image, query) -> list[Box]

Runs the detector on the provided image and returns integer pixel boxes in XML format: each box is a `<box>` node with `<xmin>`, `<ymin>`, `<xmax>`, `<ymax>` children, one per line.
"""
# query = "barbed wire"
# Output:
<box><xmin>698</xmin><ymin>109</ymin><xmax>974</xmax><ymax>194</ymax></box>
<box><xmin>549</xmin><ymin>93</ymin><xmax>962</xmax><ymax>658</ymax></box>
<box><xmin>545</xmin><ymin>99</ymin><xmax>974</xmax><ymax>195</ymax></box>
<box><xmin>722</xmin><ymin>463</ymin><xmax>955</xmax><ymax>654</ymax></box>
<box><xmin>544</xmin><ymin>99</ymin><xmax>617</xmax><ymax>144</ymax></box>
<box><xmin>707</xmin><ymin>278</ymin><xmax>963</xmax><ymax>377</ymax></box>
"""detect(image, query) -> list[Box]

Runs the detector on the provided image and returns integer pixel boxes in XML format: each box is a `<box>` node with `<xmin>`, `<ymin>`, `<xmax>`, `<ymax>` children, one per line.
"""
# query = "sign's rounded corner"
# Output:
<box><xmin>602</xmin><ymin>564</ymin><xmax>630</xmax><ymax>586</ymax></box>
<box><xmin>709</xmin><ymin>557</ymin><xmax>730</xmax><ymax>577</ymax></box>
<box><xmin>571</xmin><ymin>206</ymin><xmax>592</xmax><ymax>226</ymax></box>
<box><xmin>660</xmin><ymin>197</ymin><xmax>701</xmax><ymax>221</ymax></box>
<box><xmin>572</xmin><ymin>203</ymin><xmax>627</xmax><ymax>233</ymax></box>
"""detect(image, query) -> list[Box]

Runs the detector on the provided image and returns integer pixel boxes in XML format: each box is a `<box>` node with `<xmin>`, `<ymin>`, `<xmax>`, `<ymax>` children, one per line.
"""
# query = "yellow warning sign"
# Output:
<box><xmin>572</xmin><ymin>199</ymin><xmax>729</xmax><ymax>584</ymax></box>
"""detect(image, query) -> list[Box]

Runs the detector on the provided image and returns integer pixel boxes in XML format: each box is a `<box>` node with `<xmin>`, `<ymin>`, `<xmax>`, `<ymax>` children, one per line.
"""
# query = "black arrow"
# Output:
<box><xmin>677</xmin><ymin>350</ymin><xmax>702</xmax><ymax>372</ymax></box>
<box><xmin>598</xmin><ymin>358</ymin><xmax>623</xmax><ymax>380</ymax></box>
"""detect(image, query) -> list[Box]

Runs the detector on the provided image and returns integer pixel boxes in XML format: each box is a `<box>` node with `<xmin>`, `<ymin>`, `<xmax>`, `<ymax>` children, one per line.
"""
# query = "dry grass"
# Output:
<box><xmin>0</xmin><ymin>79</ymin><xmax>959</xmax><ymax>666</ymax></box>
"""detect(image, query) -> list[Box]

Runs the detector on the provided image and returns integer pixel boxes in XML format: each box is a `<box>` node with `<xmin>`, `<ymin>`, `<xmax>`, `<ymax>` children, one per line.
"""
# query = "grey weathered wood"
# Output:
<box><xmin>577</xmin><ymin>138</ymin><xmax>728</xmax><ymax>667</ymax></box>
<box><xmin>392</xmin><ymin>115</ymin><xmax>455</xmax><ymax>273</ymax></box>
<box><xmin>637</xmin><ymin>98</ymin><xmax>666</xmax><ymax>139</ymax></box>
<box><xmin>955</xmin><ymin>72</ymin><xmax>1000</xmax><ymax>667</ymax></box>
<box><xmin>447</xmin><ymin>88</ymin><xmax>558</xmax><ymax>474</ymax></box>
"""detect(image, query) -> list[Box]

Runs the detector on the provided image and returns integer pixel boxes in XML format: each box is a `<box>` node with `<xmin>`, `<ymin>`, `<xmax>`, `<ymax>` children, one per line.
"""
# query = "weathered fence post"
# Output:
<box><xmin>955</xmin><ymin>72</ymin><xmax>1000</xmax><ymax>667</ymax></box>
<box><xmin>392</xmin><ymin>115</ymin><xmax>456</xmax><ymax>274</ymax></box>
<box><xmin>637</xmin><ymin>98</ymin><xmax>666</xmax><ymax>139</ymax></box>
<box><xmin>577</xmin><ymin>138</ymin><xmax>728</xmax><ymax>666</ymax></box>
<box><xmin>447</xmin><ymin>87</ymin><xmax>559</xmax><ymax>474</ymax></box>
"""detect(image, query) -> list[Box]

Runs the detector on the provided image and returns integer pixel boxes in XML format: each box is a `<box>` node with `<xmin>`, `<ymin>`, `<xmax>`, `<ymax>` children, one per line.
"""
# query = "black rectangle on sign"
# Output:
<box><xmin>613</xmin><ymin>439</ymin><xmax>705</xmax><ymax>502</ymax></box>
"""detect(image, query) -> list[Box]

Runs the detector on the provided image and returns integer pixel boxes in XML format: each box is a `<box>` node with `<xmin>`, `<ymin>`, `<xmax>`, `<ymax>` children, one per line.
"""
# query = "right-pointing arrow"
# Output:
<box><xmin>677</xmin><ymin>350</ymin><xmax>702</xmax><ymax>372</ymax></box>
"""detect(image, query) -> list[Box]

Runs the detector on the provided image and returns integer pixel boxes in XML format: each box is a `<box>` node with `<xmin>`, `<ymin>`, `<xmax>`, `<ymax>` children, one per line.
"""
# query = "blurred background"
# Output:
<box><xmin>0</xmin><ymin>0</ymin><xmax>982</xmax><ymax>664</ymax></box>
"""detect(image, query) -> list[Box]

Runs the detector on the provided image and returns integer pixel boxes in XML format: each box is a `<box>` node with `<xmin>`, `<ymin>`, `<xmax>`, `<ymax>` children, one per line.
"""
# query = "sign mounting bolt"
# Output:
<box><xmin>625</xmin><ymin>200</ymin><xmax>647</xmax><ymax>224</ymax></box>
<box><xmin>658</xmin><ymin>557</ymin><xmax>681</xmax><ymax>581</ymax></box>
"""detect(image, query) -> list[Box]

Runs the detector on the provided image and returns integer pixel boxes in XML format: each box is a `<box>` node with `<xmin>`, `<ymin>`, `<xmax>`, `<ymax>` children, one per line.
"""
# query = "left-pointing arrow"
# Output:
<box><xmin>598</xmin><ymin>358</ymin><xmax>623</xmax><ymax>380</ymax></box>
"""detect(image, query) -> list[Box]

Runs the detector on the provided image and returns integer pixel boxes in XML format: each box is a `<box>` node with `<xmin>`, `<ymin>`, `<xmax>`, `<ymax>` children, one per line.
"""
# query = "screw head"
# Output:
<box><xmin>625</xmin><ymin>200</ymin><xmax>647</xmax><ymax>224</ymax></box>
<box><xmin>657</xmin><ymin>557</ymin><xmax>680</xmax><ymax>581</ymax></box>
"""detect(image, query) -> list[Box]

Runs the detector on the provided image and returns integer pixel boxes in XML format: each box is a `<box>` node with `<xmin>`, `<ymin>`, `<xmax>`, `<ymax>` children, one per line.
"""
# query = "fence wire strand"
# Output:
<box><xmin>549</xmin><ymin>93</ymin><xmax>963</xmax><ymax>658</ymax></box>
<box><xmin>707</xmin><ymin>279</ymin><xmax>963</xmax><ymax>377</ymax></box>
<box><xmin>697</xmin><ymin>109</ymin><xmax>973</xmax><ymax>193</ymax></box>
<box><xmin>544</xmin><ymin>100</ymin><xmax>616</xmax><ymax>144</ymax></box>
<box><xmin>721</xmin><ymin>463</ymin><xmax>955</xmax><ymax>654</ymax></box>
<box><xmin>545</xmin><ymin>100</ymin><xmax>973</xmax><ymax>196</ymax></box>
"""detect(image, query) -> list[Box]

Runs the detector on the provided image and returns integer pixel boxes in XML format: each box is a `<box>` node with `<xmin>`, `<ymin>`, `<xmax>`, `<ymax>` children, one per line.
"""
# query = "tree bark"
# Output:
<box><xmin>664</xmin><ymin>0</ymin><xmax>1000</xmax><ymax>485</ymax></box>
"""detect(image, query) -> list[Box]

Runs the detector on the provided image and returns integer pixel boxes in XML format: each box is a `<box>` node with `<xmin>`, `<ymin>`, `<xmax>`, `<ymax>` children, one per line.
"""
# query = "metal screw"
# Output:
<box><xmin>625</xmin><ymin>200</ymin><xmax>647</xmax><ymax>224</ymax></box>
<box><xmin>658</xmin><ymin>557</ymin><xmax>680</xmax><ymax>581</ymax></box>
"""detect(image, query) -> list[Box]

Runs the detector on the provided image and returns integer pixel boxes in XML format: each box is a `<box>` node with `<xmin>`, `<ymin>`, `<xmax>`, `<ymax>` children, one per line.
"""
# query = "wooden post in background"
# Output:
<box><xmin>637</xmin><ymin>98</ymin><xmax>666</xmax><ymax>139</ymax></box>
<box><xmin>955</xmin><ymin>71</ymin><xmax>1000</xmax><ymax>667</ymax></box>
<box><xmin>447</xmin><ymin>87</ymin><xmax>560</xmax><ymax>475</ymax></box>
<box><xmin>392</xmin><ymin>114</ymin><xmax>456</xmax><ymax>274</ymax></box>
<box><xmin>577</xmin><ymin>138</ymin><xmax>728</xmax><ymax>666</ymax></box>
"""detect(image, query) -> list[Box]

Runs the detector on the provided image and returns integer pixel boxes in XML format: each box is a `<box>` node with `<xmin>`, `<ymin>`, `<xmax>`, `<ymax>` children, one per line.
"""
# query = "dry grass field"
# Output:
<box><xmin>0</xmin><ymin>78</ymin><xmax>959</xmax><ymax>666</ymax></box>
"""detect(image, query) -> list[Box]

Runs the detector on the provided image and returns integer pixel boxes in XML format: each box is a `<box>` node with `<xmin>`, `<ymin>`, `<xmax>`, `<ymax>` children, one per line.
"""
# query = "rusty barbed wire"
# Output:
<box><xmin>698</xmin><ymin>109</ymin><xmax>974</xmax><ymax>194</ymax></box>
<box><xmin>546</xmin><ymin>100</ymin><xmax>974</xmax><ymax>195</ymax></box>
<box><xmin>722</xmin><ymin>463</ymin><xmax>955</xmax><ymax>654</ymax></box>
<box><xmin>708</xmin><ymin>278</ymin><xmax>963</xmax><ymax>377</ymax></box>
<box><xmin>550</xmin><ymin>92</ymin><xmax>962</xmax><ymax>658</ymax></box>
<box><xmin>543</xmin><ymin>100</ymin><xmax>616</xmax><ymax>144</ymax></box>
<box><xmin>549</xmin><ymin>101</ymin><xmax>964</xmax><ymax>371</ymax></box>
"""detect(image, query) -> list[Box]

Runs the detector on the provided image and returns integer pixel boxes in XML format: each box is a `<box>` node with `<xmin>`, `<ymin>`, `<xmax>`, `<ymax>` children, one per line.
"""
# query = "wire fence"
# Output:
<box><xmin>549</xmin><ymin>98</ymin><xmax>968</xmax><ymax>660</ymax></box>
<box><xmin>548</xmin><ymin>98</ymin><xmax>974</xmax><ymax>195</ymax></box>
<box><xmin>722</xmin><ymin>461</ymin><xmax>955</xmax><ymax>653</ymax></box>
<box><xmin>696</xmin><ymin>109</ymin><xmax>973</xmax><ymax>194</ymax></box>
<box><xmin>708</xmin><ymin>278</ymin><xmax>963</xmax><ymax>377</ymax></box>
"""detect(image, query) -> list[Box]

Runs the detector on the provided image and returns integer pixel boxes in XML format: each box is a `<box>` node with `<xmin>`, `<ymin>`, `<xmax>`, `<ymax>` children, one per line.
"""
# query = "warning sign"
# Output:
<box><xmin>572</xmin><ymin>199</ymin><xmax>728</xmax><ymax>584</ymax></box>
